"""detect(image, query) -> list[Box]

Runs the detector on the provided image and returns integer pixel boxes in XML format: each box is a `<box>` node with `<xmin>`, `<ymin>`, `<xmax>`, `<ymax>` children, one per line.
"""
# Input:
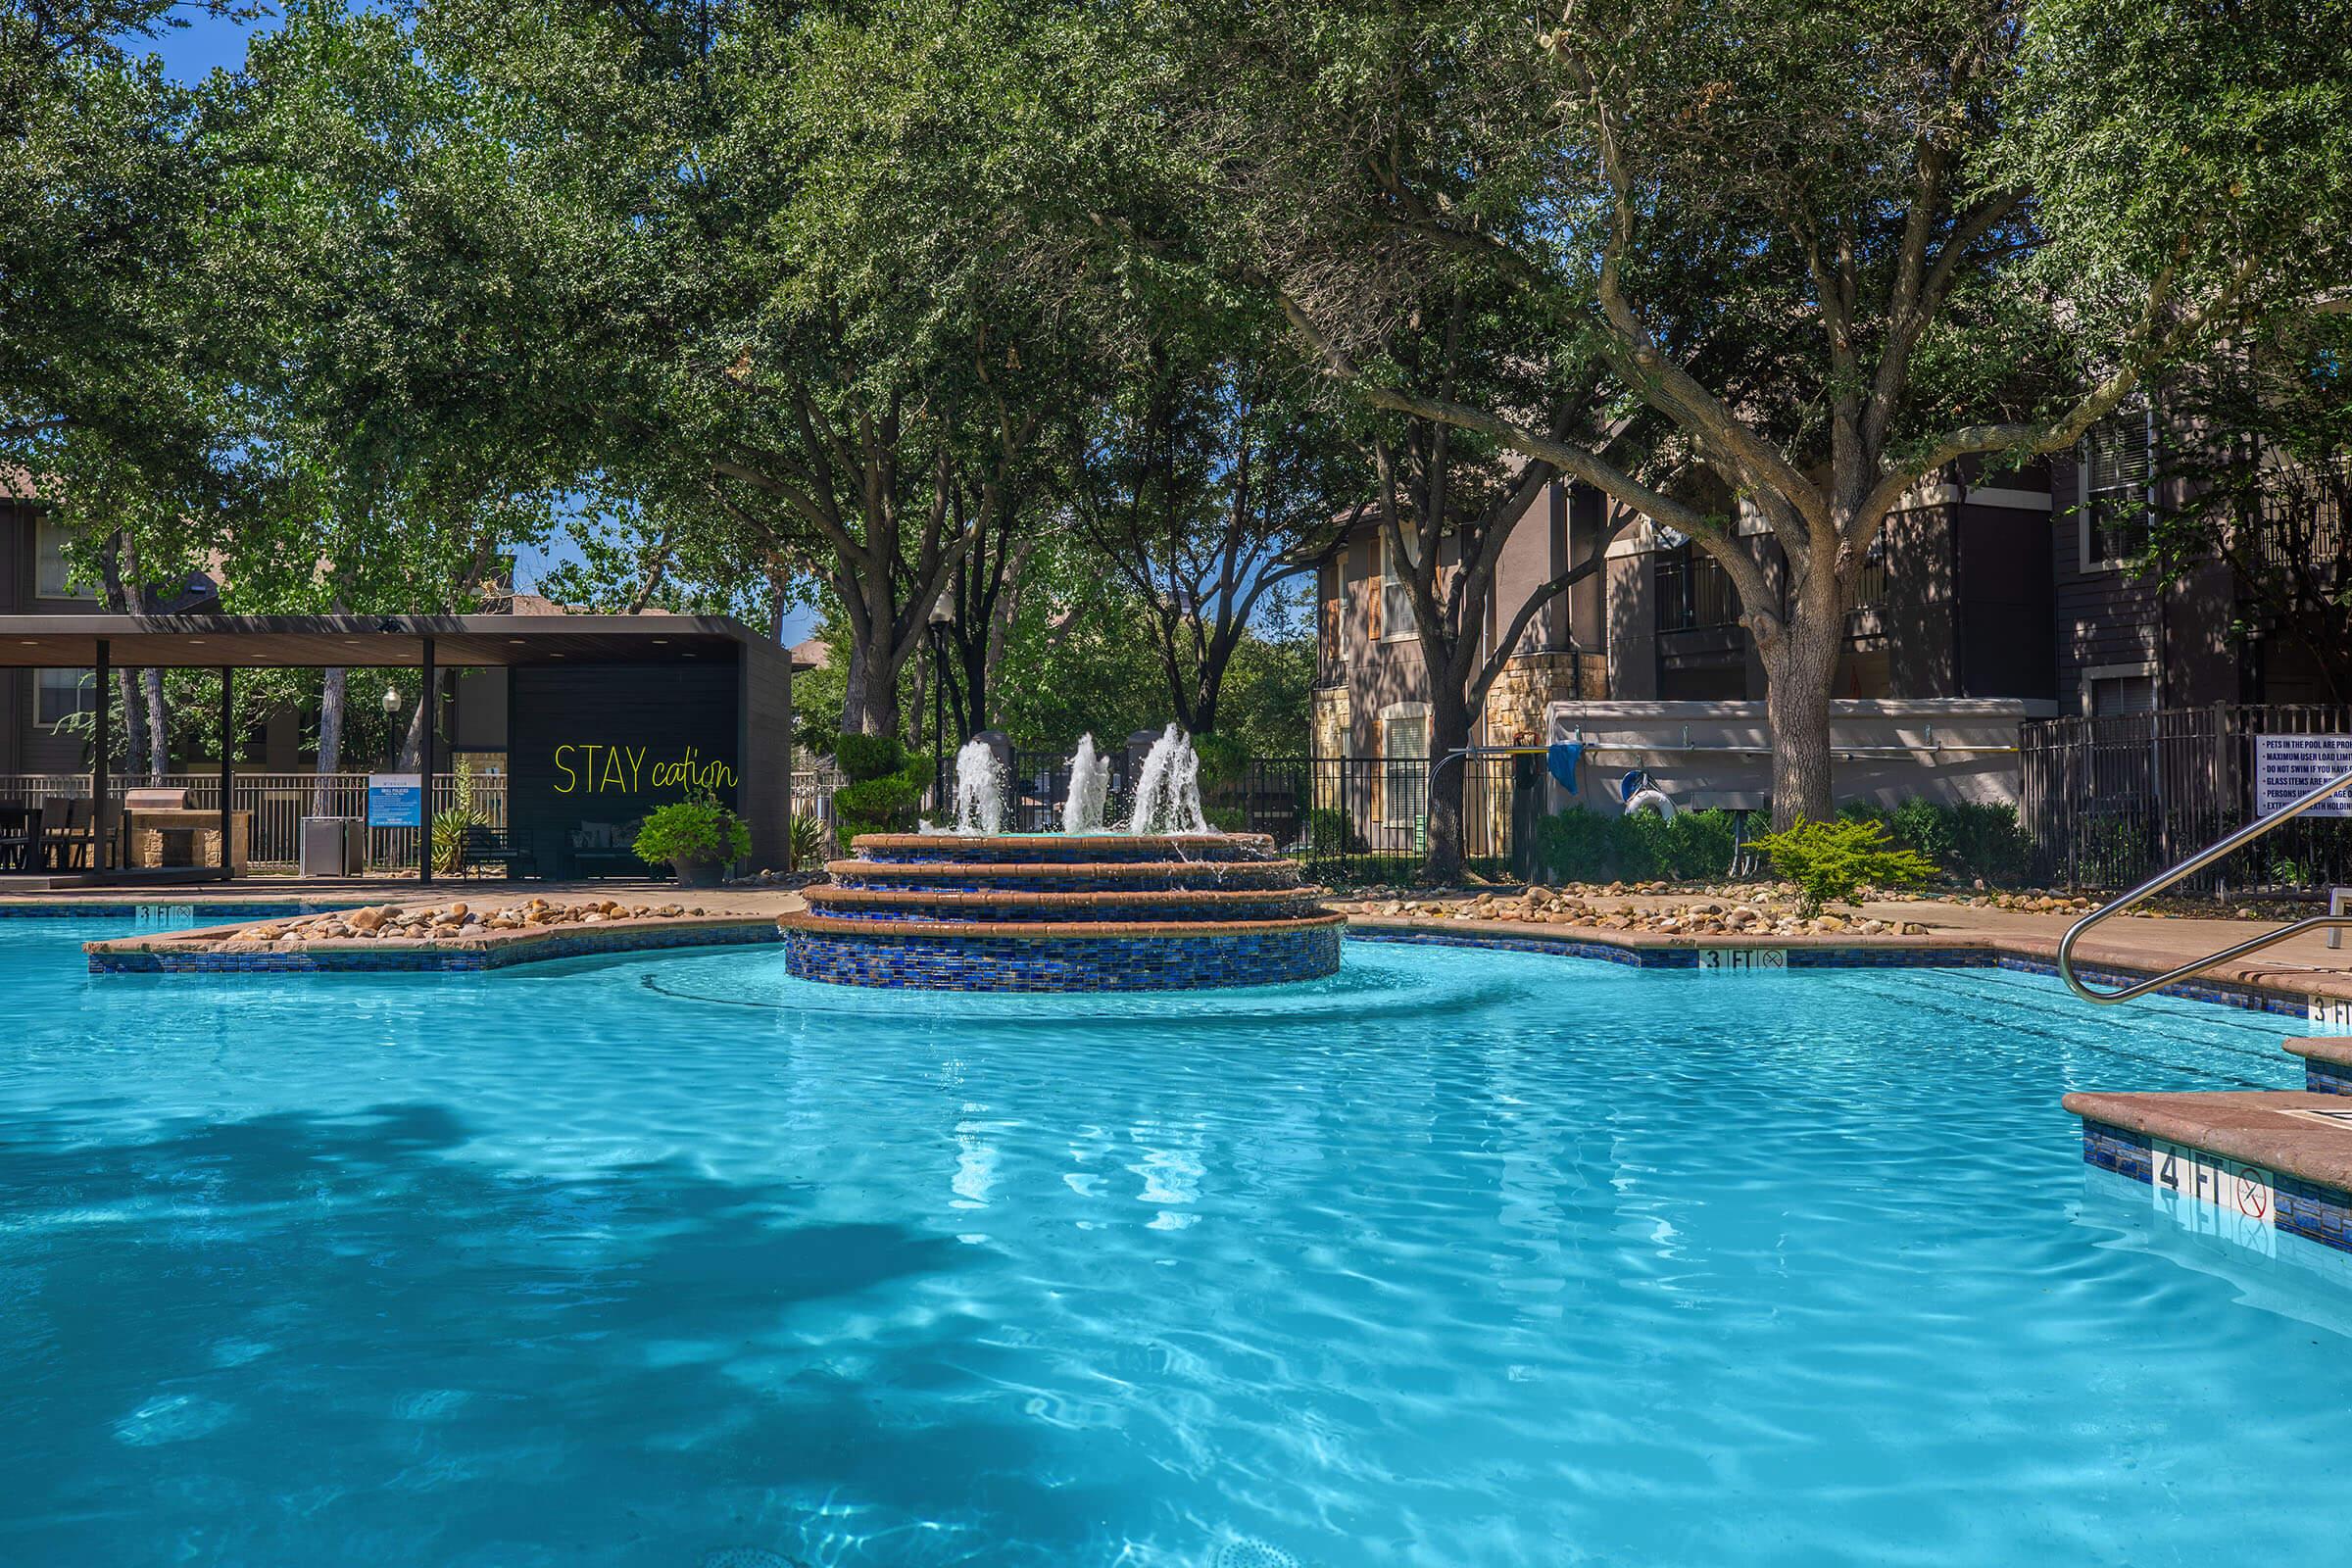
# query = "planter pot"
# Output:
<box><xmin>671</xmin><ymin>857</ymin><xmax>725</xmax><ymax>889</ymax></box>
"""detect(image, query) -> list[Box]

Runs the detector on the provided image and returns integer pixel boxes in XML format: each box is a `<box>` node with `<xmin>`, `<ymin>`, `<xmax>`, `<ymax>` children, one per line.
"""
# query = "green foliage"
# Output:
<box><xmin>787</xmin><ymin>812</ymin><xmax>829</xmax><ymax>868</ymax></box>
<box><xmin>833</xmin><ymin>731</ymin><xmax>911</xmax><ymax>784</ymax></box>
<box><xmin>828</xmin><ymin>730</ymin><xmax>932</xmax><ymax>843</ymax></box>
<box><xmin>632</xmin><ymin>792</ymin><xmax>751</xmax><ymax>868</ymax></box>
<box><xmin>429</xmin><ymin>757</ymin><xmax>484</xmax><ymax>875</ymax></box>
<box><xmin>1754</xmin><ymin>818</ymin><xmax>1937</xmax><ymax>916</ymax></box>
<box><xmin>1536</xmin><ymin>807</ymin><xmax>1743</xmax><ymax>884</ymax></box>
<box><xmin>1848</xmin><ymin>797</ymin><xmax>2033</xmax><ymax>885</ymax></box>
<box><xmin>1299</xmin><ymin>807</ymin><xmax>1367</xmax><ymax>857</ymax></box>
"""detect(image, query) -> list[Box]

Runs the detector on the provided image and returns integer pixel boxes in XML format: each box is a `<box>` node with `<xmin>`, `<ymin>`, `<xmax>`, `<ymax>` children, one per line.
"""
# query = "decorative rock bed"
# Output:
<box><xmin>782</xmin><ymin>832</ymin><xmax>1345</xmax><ymax>991</ymax></box>
<box><xmin>226</xmin><ymin>897</ymin><xmax>713</xmax><ymax>945</ymax></box>
<box><xmin>1334</xmin><ymin>885</ymin><xmax>1936</xmax><ymax>938</ymax></box>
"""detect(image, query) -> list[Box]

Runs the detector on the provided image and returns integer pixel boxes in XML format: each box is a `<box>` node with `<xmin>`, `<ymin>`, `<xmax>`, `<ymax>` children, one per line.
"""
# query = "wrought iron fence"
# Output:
<box><xmin>2018</xmin><ymin>705</ymin><xmax>2352</xmax><ymax>893</ymax></box>
<box><xmin>0</xmin><ymin>771</ymin><xmax>506</xmax><ymax>873</ymax></box>
<box><xmin>1238</xmin><ymin>755</ymin><xmax>1528</xmax><ymax>882</ymax></box>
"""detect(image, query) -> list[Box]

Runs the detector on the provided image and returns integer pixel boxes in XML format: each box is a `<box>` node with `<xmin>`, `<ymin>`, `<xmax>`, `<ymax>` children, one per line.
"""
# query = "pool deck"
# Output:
<box><xmin>1343</xmin><ymin>895</ymin><xmax>2352</xmax><ymax>1011</ymax></box>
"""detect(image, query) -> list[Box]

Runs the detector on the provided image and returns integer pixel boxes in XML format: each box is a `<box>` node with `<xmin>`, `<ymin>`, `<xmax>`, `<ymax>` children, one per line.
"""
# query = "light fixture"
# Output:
<box><xmin>381</xmin><ymin>685</ymin><xmax>402</xmax><ymax>715</ymax></box>
<box><xmin>651</xmin><ymin>638</ymin><xmax>668</xmax><ymax>645</ymax></box>
<box><xmin>507</xmin><ymin>639</ymin><xmax>525</xmax><ymax>646</ymax></box>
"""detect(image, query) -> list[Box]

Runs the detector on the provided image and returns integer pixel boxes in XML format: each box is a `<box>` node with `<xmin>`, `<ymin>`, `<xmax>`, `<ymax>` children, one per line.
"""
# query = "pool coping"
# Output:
<box><xmin>82</xmin><ymin>912</ymin><xmax>784</xmax><ymax>972</ymax></box>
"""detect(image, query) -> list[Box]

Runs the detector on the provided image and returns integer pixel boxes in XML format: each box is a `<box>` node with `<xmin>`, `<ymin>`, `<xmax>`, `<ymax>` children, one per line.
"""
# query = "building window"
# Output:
<box><xmin>1380</xmin><ymin>704</ymin><xmax>1428</xmax><ymax>830</ymax></box>
<box><xmin>36</xmin><ymin>668</ymin><xmax>95</xmax><ymax>728</ymax></box>
<box><xmin>1379</xmin><ymin>530</ymin><xmax>1418</xmax><ymax>642</ymax></box>
<box><xmin>2080</xmin><ymin>408</ymin><xmax>2155</xmax><ymax>571</ymax></box>
<box><xmin>33</xmin><ymin>517</ymin><xmax>96</xmax><ymax>601</ymax></box>
<box><xmin>1318</xmin><ymin>558</ymin><xmax>1347</xmax><ymax>678</ymax></box>
<box><xmin>1655</xmin><ymin>542</ymin><xmax>1739</xmax><ymax>632</ymax></box>
<box><xmin>2082</xmin><ymin>664</ymin><xmax>2159</xmax><ymax>716</ymax></box>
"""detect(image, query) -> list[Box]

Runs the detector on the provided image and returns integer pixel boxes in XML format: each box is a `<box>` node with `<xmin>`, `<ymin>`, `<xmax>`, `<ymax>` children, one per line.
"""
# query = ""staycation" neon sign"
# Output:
<box><xmin>553</xmin><ymin>744</ymin><xmax>738</xmax><ymax>795</ymax></box>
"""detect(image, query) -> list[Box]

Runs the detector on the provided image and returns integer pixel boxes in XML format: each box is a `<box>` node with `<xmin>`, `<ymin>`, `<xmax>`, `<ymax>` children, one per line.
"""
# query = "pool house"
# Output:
<box><xmin>0</xmin><ymin>613</ymin><xmax>795</xmax><ymax>886</ymax></box>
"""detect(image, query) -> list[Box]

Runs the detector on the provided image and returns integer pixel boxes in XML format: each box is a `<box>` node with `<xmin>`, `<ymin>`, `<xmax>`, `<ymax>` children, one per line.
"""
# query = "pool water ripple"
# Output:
<box><xmin>0</xmin><ymin>919</ymin><xmax>2345</xmax><ymax>1565</ymax></box>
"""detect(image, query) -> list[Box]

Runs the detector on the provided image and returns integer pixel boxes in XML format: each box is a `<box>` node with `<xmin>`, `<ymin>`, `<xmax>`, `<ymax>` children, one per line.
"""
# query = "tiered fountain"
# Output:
<box><xmin>781</xmin><ymin>726</ymin><xmax>1343</xmax><ymax>991</ymax></box>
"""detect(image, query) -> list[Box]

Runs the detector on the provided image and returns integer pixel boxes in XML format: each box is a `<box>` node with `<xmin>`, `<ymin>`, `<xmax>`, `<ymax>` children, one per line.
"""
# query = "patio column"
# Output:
<box><xmin>92</xmin><ymin>638</ymin><xmax>109</xmax><ymax>871</ymax></box>
<box><xmin>219</xmin><ymin>665</ymin><xmax>234</xmax><ymax>884</ymax></box>
<box><xmin>418</xmin><ymin>635</ymin><xmax>434</xmax><ymax>885</ymax></box>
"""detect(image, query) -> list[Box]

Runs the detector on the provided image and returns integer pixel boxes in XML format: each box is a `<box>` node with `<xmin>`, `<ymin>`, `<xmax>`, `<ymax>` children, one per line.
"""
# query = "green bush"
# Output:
<box><xmin>1299</xmin><ymin>806</ymin><xmax>1366</xmax><ymax>856</ymax></box>
<box><xmin>633</xmin><ymin>792</ymin><xmax>752</xmax><ymax>868</ymax></box>
<box><xmin>1535</xmin><ymin>805</ymin><xmax>1743</xmax><ymax>883</ymax></box>
<box><xmin>1851</xmin><ymin>796</ymin><xmax>2033</xmax><ymax>885</ymax></box>
<box><xmin>833</xmin><ymin>731</ymin><xmax>909</xmax><ymax>783</ymax></box>
<box><xmin>788</xmin><ymin>812</ymin><xmax>829</xmax><ymax>868</ymax></box>
<box><xmin>1754</xmin><ymin>817</ymin><xmax>1937</xmax><ymax>915</ymax></box>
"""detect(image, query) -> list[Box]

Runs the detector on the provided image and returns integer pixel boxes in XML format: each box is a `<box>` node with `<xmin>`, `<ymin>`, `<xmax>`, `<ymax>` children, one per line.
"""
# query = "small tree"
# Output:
<box><xmin>1755</xmin><ymin>819</ymin><xmax>1936</xmax><ymax>917</ymax></box>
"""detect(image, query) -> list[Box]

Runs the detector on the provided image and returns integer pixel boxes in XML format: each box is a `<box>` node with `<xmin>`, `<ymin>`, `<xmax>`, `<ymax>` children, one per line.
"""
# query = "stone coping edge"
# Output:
<box><xmin>2066</xmin><ymin>1091</ymin><xmax>2352</xmax><ymax>1196</ymax></box>
<box><xmin>852</xmin><ymin>832</ymin><xmax>1273</xmax><ymax>854</ymax></box>
<box><xmin>780</xmin><ymin>911</ymin><xmax>1348</xmax><ymax>941</ymax></box>
<box><xmin>807</xmin><ymin>885</ymin><xmax>1316</xmax><ymax>910</ymax></box>
<box><xmin>822</xmin><ymin>858</ymin><xmax>1306</xmax><ymax>882</ymax></box>
<box><xmin>86</xmin><ymin>916</ymin><xmax>781</xmax><ymax>974</ymax></box>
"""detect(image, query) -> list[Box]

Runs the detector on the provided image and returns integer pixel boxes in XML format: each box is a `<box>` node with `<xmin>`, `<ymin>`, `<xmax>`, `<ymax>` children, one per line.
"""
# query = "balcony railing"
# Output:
<box><xmin>1654</xmin><ymin>550</ymin><xmax>1740</xmax><ymax>632</ymax></box>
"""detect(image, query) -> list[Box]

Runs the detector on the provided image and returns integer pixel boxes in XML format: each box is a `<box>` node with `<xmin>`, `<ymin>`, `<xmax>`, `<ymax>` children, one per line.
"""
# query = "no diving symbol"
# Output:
<box><xmin>2234</xmin><ymin>1168</ymin><xmax>2270</xmax><ymax>1220</ymax></box>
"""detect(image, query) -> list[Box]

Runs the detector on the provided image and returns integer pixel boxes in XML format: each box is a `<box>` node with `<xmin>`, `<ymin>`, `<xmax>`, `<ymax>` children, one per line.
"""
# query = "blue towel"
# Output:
<box><xmin>1547</xmin><ymin>743</ymin><xmax>1582</xmax><ymax>794</ymax></box>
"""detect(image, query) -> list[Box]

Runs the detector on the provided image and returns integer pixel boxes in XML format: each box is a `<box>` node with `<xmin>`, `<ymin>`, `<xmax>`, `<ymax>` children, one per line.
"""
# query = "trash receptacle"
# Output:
<box><xmin>298</xmin><ymin>816</ymin><xmax>362</xmax><ymax>877</ymax></box>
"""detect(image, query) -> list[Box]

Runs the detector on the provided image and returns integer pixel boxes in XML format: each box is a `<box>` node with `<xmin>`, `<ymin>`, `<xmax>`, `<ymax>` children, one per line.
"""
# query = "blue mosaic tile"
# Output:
<box><xmin>2305</xmin><ymin>1058</ymin><xmax>2352</xmax><ymax>1097</ymax></box>
<box><xmin>784</xmin><ymin>925</ymin><xmax>1343</xmax><ymax>992</ymax></box>
<box><xmin>2080</xmin><ymin>1117</ymin><xmax>2352</xmax><ymax>1259</ymax></box>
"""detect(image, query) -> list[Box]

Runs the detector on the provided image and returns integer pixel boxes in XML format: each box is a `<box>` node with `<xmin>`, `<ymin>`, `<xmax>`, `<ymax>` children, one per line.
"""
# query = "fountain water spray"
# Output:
<box><xmin>1125</xmin><ymin>723</ymin><xmax>1210</xmax><ymax>835</ymax></box>
<box><xmin>1060</xmin><ymin>733</ymin><xmax>1112</xmax><ymax>833</ymax></box>
<box><xmin>948</xmin><ymin>738</ymin><xmax>1006</xmax><ymax>835</ymax></box>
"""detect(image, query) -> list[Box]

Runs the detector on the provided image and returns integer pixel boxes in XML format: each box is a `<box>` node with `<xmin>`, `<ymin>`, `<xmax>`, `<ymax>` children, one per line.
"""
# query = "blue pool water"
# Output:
<box><xmin>3</xmin><ymin>919</ymin><xmax>2348</xmax><ymax>1566</ymax></box>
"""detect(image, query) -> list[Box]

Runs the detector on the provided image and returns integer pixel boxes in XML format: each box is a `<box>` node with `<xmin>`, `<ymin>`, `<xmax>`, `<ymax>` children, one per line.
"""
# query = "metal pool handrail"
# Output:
<box><xmin>2057</xmin><ymin>762</ymin><xmax>2352</xmax><ymax>1004</ymax></box>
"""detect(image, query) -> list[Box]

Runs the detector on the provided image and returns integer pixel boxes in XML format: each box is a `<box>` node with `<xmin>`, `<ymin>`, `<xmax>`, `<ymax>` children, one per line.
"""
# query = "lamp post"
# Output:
<box><xmin>381</xmin><ymin>683</ymin><xmax>404</xmax><ymax>767</ymax></box>
<box><xmin>927</xmin><ymin>590</ymin><xmax>956</xmax><ymax>813</ymax></box>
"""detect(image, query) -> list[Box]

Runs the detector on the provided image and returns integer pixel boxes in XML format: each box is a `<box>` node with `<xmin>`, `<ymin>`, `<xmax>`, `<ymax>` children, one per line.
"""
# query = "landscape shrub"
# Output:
<box><xmin>1844</xmin><ymin>796</ymin><xmax>2034</xmax><ymax>885</ymax></box>
<box><xmin>1535</xmin><ymin>806</ymin><xmax>1744</xmax><ymax>884</ymax></box>
<box><xmin>1753</xmin><ymin>817</ymin><xmax>1936</xmax><ymax>915</ymax></box>
<box><xmin>829</xmin><ymin>729</ymin><xmax>932</xmax><ymax>844</ymax></box>
<box><xmin>1299</xmin><ymin>806</ymin><xmax>1366</xmax><ymax>856</ymax></box>
<box><xmin>633</xmin><ymin>791</ymin><xmax>752</xmax><ymax>868</ymax></box>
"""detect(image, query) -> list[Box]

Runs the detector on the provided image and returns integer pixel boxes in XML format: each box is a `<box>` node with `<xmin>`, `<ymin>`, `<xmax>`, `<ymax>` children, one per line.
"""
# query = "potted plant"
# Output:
<box><xmin>632</xmin><ymin>792</ymin><xmax>752</xmax><ymax>887</ymax></box>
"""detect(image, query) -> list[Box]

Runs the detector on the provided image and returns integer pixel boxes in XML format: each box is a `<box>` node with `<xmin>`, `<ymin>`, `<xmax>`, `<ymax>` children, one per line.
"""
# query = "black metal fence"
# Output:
<box><xmin>1235</xmin><ymin>756</ymin><xmax>1530</xmax><ymax>882</ymax></box>
<box><xmin>2019</xmin><ymin>704</ymin><xmax>2352</xmax><ymax>893</ymax></box>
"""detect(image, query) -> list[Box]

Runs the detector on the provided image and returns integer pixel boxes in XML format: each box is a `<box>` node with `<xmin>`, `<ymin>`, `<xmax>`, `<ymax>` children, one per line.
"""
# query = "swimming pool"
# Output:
<box><xmin>3</xmin><ymin>918</ymin><xmax>2345</xmax><ymax>1565</ymax></box>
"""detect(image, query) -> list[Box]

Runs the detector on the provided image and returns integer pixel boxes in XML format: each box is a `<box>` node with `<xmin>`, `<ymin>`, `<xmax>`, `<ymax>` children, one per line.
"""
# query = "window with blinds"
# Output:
<box><xmin>2080</xmin><ymin>409</ymin><xmax>2155</xmax><ymax>570</ymax></box>
<box><xmin>1380</xmin><ymin>531</ymin><xmax>1419</xmax><ymax>642</ymax></box>
<box><xmin>2088</xmin><ymin>673</ymin><xmax>2158</xmax><ymax>716</ymax></box>
<box><xmin>1381</xmin><ymin>710</ymin><xmax>1428</xmax><ymax>829</ymax></box>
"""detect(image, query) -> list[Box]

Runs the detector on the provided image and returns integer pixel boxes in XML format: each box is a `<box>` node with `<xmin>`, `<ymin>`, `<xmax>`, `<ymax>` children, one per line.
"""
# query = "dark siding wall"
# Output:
<box><xmin>509</xmin><ymin>662</ymin><xmax>744</xmax><ymax>875</ymax></box>
<box><xmin>738</xmin><ymin>642</ymin><xmax>793</xmax><ymax>868</ymax></box>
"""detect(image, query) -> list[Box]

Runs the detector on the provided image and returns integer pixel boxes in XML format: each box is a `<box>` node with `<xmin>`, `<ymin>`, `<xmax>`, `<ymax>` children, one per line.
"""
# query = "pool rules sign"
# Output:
<box><xmin>2254</xmin><ymin>734</ymin><xmax>2352</xmax><ymax>817</ymax></box>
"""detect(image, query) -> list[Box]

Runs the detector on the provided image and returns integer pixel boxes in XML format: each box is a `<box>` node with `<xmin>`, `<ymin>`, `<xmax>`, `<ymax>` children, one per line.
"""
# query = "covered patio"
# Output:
<box><xmin>0</xmin><ymin>612</ymin><xmax>794</xmax><ymax>888</ymax></box>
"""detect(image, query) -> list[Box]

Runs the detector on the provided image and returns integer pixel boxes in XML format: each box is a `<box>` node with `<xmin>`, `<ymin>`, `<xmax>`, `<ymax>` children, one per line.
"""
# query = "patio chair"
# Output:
<box><xmin>459</xmin><ymin>824</ymin><xmax>537</xmax><ymax>880</ymax></box>
<box><xmin>41</xmin><ymin>797</ymin><xmax>94</xmax><ymax>871</ymax></box>
<box><xmin>0</xmin><ymin>804</ymin><xmax>33</xmax><ymax>873</ymax></box>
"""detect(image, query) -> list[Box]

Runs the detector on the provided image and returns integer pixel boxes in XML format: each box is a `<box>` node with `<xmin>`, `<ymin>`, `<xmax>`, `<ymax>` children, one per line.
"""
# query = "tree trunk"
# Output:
<box><xmin>140</xmin><ymin>666</ymin><xmax>168</xmax><ymax>780</ymax></box>
<box><xmin>1760</xmin><ymin>601</ymin><xmax>1842</xmax><ymax>828</ymax></box>
<box><xmin>1423</xmin><ymin>686</ymin><xmax>1474</xmax><ymax>883</ymax></box>
<box><xmin>398</xmin><ymin>680</ymin><xmax>431</xmax><ymax>770</ymax></box>
<box><xmin>115</xmin><ymin>668</ymin><xmax>146</xmax><ymax>778</ymax></box>
<box><xmin>840</xmin><ymin>642</ymin><xmax>904</xmax><ymax>739</ymax></box>
<box><xmin>314</xmin><ymin>666</ymin><xmax>346</xmax><ymax>816</ymax></box>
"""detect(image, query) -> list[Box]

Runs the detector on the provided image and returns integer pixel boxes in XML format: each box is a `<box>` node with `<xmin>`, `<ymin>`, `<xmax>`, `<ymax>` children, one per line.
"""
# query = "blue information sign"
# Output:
<box><xmin>367</xmin><ymin>772</ymin><xmax>423</xmax><ymax>828</ymax></box>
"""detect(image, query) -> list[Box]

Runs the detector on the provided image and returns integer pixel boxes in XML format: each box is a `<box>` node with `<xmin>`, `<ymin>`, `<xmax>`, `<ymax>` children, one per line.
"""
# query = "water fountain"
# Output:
<box><xmin>782</xmin><ymin>726</ymin><xmax>1342</xmax><ymax>991</ymax></box>
<box><xmin>1060</xmin><ymin>733</ymin><xmax>1112</xmax><ymax>834</ymax></box>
